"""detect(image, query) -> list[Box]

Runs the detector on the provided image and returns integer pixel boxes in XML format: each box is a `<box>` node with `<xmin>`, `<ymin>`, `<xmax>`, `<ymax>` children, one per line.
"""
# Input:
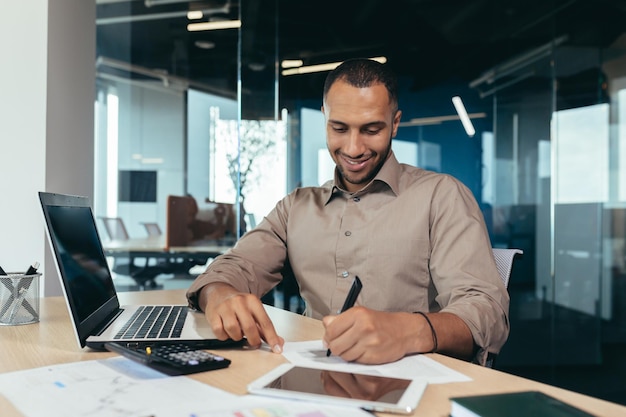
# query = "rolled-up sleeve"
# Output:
<box><xmin>427</xmin><ymin>176</ymin><xmax>510</xmax><ymax>365</ymax></box>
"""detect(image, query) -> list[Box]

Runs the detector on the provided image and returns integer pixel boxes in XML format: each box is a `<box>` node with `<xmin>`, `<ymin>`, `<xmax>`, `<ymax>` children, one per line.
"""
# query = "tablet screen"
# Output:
<box><xmin>248</xmin><ymin>364</ymin><xmax>426</xmax><ymax>414</ymax></box>
<box><xmin>270</xmin><ymin>366</ymin><xmax>410</xmax><ymax>402</ymax></box>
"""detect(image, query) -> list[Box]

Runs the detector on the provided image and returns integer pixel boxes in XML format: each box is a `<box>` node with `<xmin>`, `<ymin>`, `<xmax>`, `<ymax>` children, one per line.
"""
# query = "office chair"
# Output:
<box><xmin>99</xmin><ymin>217</ymin><xmax>130</xmax><ymax>241</ymax></box>
<box><xmin>484</xmin><ymin>247</ymin><xmax>523</xmax><ymax>368</ymax></box>
<box><xmin>99</xmin><ymin>217</ymin><xmax>165</xmax><ymax>289</ymax></box>
<box><xmin>141</xmin><ymin>222</ymin><xmax>162</xmax><ymax>237</ymax></box>
<box><xmin>492</xmin><ymin>248</ymin><xmax>523</xmax><ymax>288</ymax></box>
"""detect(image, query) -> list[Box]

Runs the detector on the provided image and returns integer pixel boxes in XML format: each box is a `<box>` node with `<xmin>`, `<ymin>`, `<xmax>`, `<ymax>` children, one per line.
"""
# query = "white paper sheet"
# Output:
<box><xmin>0</xmin><ymin>357</ymin><xmax>373</xmax><ymax>417</ymax></box>
<box><xmin>281</xmin><ymin>340</ymin><xmax>471</xmax><ymax>384</ymax></box>
<box><xmin>203</xmin><ymin>400</ymin><xmax>375</xmax><ymax>417</ymax></box>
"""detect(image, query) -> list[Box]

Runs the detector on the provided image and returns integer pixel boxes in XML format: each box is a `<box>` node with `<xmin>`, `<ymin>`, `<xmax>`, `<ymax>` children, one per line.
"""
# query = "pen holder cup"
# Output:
<box><xmin>0</xmin><ymin>272</ymin><xmax>42</xmax><ymax>325</ymax></box>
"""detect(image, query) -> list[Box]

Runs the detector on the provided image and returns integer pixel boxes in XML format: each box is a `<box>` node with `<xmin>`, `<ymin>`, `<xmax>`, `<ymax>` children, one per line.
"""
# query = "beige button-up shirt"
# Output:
<box><xmin>187</xmin><ymin>153</ymin><xmax>509</xmax><ymax>364</ymax></box>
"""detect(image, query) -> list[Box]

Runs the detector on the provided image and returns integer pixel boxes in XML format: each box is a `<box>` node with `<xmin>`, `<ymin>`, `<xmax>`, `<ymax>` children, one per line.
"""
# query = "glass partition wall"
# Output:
<box><xmin>94</xmin><ymin>1</ymin><xmax>626</xmax><ymax>404</ymax></box>
<box><xmin>472</xmin><ymin>40</ymin><xmax>626</xmax><ymax>402</ymax></box>
<box><xmin>94</xmin><ymin>1</ymin><xmax>283</xmax><ymax>290</ymax></box>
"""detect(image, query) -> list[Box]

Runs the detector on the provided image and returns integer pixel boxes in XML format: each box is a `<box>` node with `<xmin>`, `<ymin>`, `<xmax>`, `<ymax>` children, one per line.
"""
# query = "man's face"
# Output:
<box><xmin>322</xmin><ymin>80</ymin><xmax>401</xmax><ymax>193</ymax></box>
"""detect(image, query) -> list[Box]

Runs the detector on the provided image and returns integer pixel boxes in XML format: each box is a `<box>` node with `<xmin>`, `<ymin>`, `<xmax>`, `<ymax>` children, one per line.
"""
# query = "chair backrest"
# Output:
<box><xmin>99</xmin><ymin>217</ymin><xmax>130</xmax><ymax>241</ymax></box>
<box><xmin>142</xmin><ymin>222</ymin><xmax>162</xmax><ymax>237</ymax></box>
<box><xmin>492</xmin><ymin>248</ymin><xmax>523</xmax><ymax>288</ymax></box>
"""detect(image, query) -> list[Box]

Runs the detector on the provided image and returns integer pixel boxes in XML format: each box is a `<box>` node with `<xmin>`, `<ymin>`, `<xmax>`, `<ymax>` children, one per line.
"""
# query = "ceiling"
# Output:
<box><xmin>96</xmin><ymin>0</ymin><xmax>626</xmax><ymax>103</ymax></box>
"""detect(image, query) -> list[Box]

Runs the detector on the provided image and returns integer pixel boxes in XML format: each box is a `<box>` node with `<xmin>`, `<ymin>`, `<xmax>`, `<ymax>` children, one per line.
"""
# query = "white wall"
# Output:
<box><xmin>0</xmin><ymin>1</ymin><xmax>95</xmax><ymax>296</ymax></box>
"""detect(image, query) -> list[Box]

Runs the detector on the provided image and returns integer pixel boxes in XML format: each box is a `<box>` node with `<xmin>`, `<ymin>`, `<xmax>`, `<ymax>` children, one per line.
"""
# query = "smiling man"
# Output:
<box><xmin>187</xmin><ymin>58</ymin><xmax>509</xmax><ymax>366</ymax></box>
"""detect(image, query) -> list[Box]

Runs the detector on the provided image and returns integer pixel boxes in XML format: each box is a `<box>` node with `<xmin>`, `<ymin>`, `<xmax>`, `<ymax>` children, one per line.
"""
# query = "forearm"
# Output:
<box><xmin>408</xmin><ymin>311</ymin><xmax>475</xmax><ymax>361</ymax></box>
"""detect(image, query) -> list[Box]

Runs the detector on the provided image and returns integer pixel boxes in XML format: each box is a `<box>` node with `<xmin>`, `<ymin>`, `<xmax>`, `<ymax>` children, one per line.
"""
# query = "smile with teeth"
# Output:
<box><xmin>342</xmin><ymin>155</ymin><xmax>370</xmax><ymax>171</ymax></box>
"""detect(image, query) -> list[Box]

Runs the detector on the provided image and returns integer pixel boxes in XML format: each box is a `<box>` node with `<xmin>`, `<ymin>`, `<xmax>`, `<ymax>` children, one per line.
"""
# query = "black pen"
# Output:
<box><xmin>25</xmin><ymin>262</ymin><xmax>40</xmax><ymax>275</ymax></box>
<box><xmin>326</xmin><ymin>276</ymin><xmax>363</xmax><ymax>357</ymax></box>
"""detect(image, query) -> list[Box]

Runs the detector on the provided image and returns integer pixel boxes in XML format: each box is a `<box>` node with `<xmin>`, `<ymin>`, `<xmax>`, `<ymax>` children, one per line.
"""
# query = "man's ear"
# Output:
<box><xmin>392</xmin><ymin>110</ymin><xmax>402</xmax><ymax>137</ymax></box>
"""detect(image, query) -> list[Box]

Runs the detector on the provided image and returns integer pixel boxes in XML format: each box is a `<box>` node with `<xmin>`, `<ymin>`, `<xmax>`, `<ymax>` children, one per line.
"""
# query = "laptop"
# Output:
<box><xmin>38</xmin><ymin>191</ymin><xmax>240</xmax><ymax>350</ymax></box>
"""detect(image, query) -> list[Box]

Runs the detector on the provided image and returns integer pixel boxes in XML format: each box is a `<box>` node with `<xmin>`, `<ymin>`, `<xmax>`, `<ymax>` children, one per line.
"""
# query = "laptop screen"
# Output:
<box><xmin>45</xmin><ymin>204</ymin><xmax>117</xmax><ymax>322</ymax></box>
<box><xmin>39</xmin><ymin>192</ymin><xmax>121</xmax><ymax>348</ymax></box>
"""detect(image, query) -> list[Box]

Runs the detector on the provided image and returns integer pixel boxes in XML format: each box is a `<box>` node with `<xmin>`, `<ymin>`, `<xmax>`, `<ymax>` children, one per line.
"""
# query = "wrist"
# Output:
<box><xmin>397</xmin><ymin>312</ymin><xmax>437</xmax><ymax>355</ymax></box>
<box><xmin>200</xmin><ymin>282</ymin><xmax>237</xmax><ymax>312</ymax></box>
<box><xmin>414</xmin><ymin>311</ymin><xmax>438</xmax><ymax>353</ymax></box>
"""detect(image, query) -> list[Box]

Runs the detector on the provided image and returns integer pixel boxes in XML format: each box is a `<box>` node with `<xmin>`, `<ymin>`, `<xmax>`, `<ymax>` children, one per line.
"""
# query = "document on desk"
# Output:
<box><xmin>201</xmin><ymin>401</ymin><xmax>374</xmax><ymax>417</ymax></box>
<box><xmin>281</xmin><ymin>340</ymin><xmax>471</xmax><ymax>384</ymax></box>
<box><xmin>0</xmin><ymin>356</ymin><xmax>373</xmax><ymax>417</ymax></box>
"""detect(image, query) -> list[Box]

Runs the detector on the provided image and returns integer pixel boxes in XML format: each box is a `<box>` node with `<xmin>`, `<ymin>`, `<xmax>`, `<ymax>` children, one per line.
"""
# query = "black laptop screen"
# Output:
<box><xmin>46</xmin><ymin>205</ymin><xmax>117</xmax><ymax>322</ymax></box>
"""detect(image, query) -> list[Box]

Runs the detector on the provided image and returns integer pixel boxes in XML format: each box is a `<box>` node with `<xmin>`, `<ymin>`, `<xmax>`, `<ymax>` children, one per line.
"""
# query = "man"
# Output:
<box><xmin>187</xmin><ymin>58</ymin><xmax>509</xmax><ymax>366</ymax></box>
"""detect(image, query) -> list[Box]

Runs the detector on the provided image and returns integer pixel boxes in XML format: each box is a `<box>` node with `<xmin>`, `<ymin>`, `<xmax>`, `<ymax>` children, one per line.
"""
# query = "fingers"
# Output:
<box><xmin>323</xmin><ymin>308</ymin><xmax>409</xmax><ymax>364</ymax></box>
<box><xmin>322</xmin><ymin>308</ymin><xmax>363</xmax><ymax>361</ymax></box>
<box><xmin>254</xmin><ymin>311</ymin><xmax>285</xmax><ymax>353</ymax></box>
<box><xmin>205</xmin><ymin>286</ymin><xmax>283</xmax><ymax>353</ymax></box>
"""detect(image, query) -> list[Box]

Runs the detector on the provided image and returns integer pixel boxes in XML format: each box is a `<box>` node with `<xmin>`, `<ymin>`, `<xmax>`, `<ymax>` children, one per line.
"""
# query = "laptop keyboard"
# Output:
<box><xmin>114</xmin><ymin>306</ymin><xmax>187</xmax><ymax>340</ymax></box>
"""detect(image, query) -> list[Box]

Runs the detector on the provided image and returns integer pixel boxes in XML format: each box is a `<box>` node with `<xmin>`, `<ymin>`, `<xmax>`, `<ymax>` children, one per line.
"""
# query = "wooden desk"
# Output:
<box><xmin>1</xmin><ymin>290</ymin><xmax>624</xmax><ymax>417</ymax></box>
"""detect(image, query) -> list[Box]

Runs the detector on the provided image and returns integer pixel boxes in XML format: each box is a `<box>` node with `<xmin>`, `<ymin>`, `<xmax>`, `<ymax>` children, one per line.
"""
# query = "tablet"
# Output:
<box><xmin>247</xmin><ymin>364</ymin><xmax>427</xmax><ymax>414</ymax></box>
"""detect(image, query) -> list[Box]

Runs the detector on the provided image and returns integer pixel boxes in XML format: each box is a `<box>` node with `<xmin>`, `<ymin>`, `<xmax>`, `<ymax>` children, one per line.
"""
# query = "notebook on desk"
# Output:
<box><xmin>38</xmin><ymin>191</ymin><xmax>240</xmax><ymax>350</ymax></box>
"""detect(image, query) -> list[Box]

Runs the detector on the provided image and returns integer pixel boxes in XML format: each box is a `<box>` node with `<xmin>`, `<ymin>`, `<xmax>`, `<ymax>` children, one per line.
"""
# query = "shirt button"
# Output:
<box><xmin>345</xmin><ymin>231</ymin><xmax>352</xmax><ymax>236</ymax></box>
<box><xmin>342</xmin><ymin>271</ymin><xmax>349</xmax><ymax>278</ymax></box>
<box><xmin>353</xmin><ymin>196</ymin><xmax>360</xmax><ymax>202</ymax></box>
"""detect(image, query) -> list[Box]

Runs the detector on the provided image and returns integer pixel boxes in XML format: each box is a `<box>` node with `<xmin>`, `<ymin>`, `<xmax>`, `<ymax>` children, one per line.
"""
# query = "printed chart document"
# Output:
<box><xmin>0</xmin><ymin>357</ymin><xmax>372</xmax><ymax>417</ymax></box>
<box><xmin>281</xmin><ymin>340</ymin><xmax>471</xmax><ymax>384</ymax></box>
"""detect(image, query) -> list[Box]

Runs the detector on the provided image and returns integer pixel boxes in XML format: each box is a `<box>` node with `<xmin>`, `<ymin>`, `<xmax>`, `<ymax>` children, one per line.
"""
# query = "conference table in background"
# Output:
<box><xmin>1</xmin><ymin>289</ymin><xmax>624</xmax><ymax>417</ymax></box>
<box><xmin>103</xmin><ymin>236</ymin><xmax>233</xmax><ymax>288</ymax></box>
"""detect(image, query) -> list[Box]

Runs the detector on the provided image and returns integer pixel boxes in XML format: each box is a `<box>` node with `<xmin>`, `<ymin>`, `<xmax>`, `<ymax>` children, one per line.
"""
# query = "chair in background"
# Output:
<box><xmin>100</xmin><ymin>217</ymin><xmax>130</xmax><ymax>241</ymax></box>
<box><xmin>99</xmin><ymin>216</ymin><xmax>136</xmax><ymax>278</ymax></box>
<box><xmin>142</xmin><ymin>222</ymin><xmax>162</xmax><ymax>237</ymax></box>
<box><xmin>492</xmin><ymin>248</ymin><xmax>523</xmax><ymax>288</ymax></box>
<box><xmin>99</xmin><ymin>217</ymin><xmax>165</xmax><ymax>289</ymax></box>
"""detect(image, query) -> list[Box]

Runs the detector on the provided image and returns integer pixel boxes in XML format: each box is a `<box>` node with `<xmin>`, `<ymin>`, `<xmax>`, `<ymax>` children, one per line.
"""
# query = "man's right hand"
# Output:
<box><xmin>199</xmin><ymin>283</ymin><xmax>284</xmax><ymax>353</ymax></box>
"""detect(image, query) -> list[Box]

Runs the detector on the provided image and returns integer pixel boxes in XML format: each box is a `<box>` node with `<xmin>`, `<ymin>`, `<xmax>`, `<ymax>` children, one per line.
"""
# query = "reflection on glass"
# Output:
<box><xmin>269</xmin><ymin>367</ymin><xmax>411</xmax><ymax>403</ymax></box>
<box><xmin>212</xmin><ymin>110</ymin><xmax>287</xmax><ymax>223</ymax></box>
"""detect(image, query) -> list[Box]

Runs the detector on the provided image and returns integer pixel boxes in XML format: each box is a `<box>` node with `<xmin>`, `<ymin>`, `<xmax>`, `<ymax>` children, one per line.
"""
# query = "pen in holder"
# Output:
<box><xmin>0</xmin><ymin>271</ymin><xmax>42</xmax><ymax>325</ymax></box>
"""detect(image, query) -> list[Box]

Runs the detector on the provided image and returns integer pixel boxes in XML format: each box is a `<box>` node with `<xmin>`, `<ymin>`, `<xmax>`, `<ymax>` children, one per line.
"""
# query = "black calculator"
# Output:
<box><xmin>105</xmin><ymin>341</ymin><xmax>231</xmax><ymax>376</ymax></box>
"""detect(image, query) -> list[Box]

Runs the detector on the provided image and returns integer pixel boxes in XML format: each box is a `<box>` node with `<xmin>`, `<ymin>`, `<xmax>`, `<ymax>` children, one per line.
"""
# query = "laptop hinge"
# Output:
<box><xmin>95</xmin><ymin>308</ymin><xmax>124</xmax><ymax>336</ymax></box>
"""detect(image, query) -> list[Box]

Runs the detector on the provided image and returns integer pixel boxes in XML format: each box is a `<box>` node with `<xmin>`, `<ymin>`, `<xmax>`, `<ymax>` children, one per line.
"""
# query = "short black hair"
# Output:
<box><xmin>323</xmin><ymin>58</ymin><xmax>398</xmax><ymax>111</ymax></box>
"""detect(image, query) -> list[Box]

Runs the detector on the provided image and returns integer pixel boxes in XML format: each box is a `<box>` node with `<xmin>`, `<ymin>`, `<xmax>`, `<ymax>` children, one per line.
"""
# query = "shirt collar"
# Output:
<box><xmin>323</xmin><ymin>151</ymin><xmax>402</xmax><ymax>204</ymax></box>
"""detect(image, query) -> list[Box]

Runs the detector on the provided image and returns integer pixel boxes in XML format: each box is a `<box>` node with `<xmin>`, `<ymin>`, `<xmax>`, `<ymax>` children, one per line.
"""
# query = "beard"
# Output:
<box><xmin>336</xmin><ymin>137</ymin><xmax>393</xmax><ymax>190</ymax></box>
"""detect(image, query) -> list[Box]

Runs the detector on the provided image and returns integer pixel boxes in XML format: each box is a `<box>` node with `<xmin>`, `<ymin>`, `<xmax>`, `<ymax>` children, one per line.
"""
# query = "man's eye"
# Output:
<box><xmin>365</xmin><ymin>129</ymin><xmax>381</xmax><ymax>135</ymax></box>
<box><xmin>332</xmin><ymin>126</ymin><xmax>347</xmax><ymax>132</ymax></box>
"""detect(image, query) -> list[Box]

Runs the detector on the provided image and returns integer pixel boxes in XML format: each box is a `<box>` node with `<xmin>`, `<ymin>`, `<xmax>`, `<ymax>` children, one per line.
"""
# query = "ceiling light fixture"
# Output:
<box><xmin>187</xmin><ymin>10</ymin><xmax>203</xmax><ymax>20</ymax></box>
<box><xmin>187</xmin><ymin>19</ymin><xmax>241</xmax><ymax>32</ymax></box>
<box><xmin>281</xmin><ymin>59</ymin><xmax>304</xmax><ymax>69</ymax></box>
<box><xmin>282</xmin><ymin>56</ymin><xmax>387</xmax><ymax>76</ymax></box>
<box><xmin>451</xmin><ymin>96</ymin><xmax>476</xmax><ymax>137</ymax></box>
<box><xmin>399</xmin><ymin>112</ymin><xmax>487</xmax><ymax>127</ymax></box>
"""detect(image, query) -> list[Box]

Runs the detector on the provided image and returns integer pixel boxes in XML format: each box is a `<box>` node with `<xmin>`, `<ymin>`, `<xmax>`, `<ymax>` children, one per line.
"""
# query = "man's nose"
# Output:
<box><xmin>344</xmin><ymin>130</ymin><xmax>366</xmax><ymax>157</ymax></box>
